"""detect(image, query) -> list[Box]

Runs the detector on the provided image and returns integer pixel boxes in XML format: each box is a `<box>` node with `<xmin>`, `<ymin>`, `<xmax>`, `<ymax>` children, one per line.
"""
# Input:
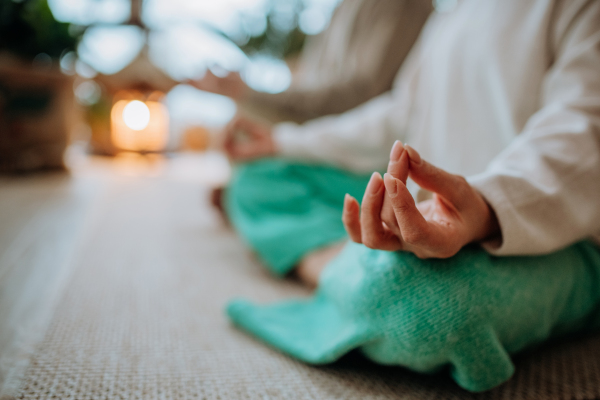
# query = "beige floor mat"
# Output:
<box><xmin>3</xmin><ymin>155</ymin><xmax>600</xmax><ymax>400</ymax></box>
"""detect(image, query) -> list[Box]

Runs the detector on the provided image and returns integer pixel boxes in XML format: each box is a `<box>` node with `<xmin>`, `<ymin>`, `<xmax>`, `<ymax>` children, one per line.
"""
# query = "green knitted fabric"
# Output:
<box><xmin>224</xmin><ymin>158</ymin><xmax>373</xmax><ymax>275</ymax></box>
<box><xmin>227</xmin><ymin>241</ymin><xmax>600</xmax><ymax>392</ymax></box>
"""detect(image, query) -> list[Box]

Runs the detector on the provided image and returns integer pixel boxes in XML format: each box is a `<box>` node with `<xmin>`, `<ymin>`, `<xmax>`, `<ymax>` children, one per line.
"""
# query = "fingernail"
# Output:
<box><xmin>389</xmin><ymin>140</ymin><xmax>404</xmax><ymax>162</ymax></box>
<box><xmin>367</xmin><ymin>172</ymin><xmax>382</xmax><ymax>195</ymax></box>
<box><xmin>344</xmin><ymin>193</ymin><xmax>352</xmax><ymax>204</ymax></box>
<box><xmin>383</xmin><ymin>173</ymin><xmax>398</xmax><ymax>197</ymax></box>
<box><xmin>405</xmin><ymin>145</ymin><xmax>422</xmax><ymax>165</ymax></box>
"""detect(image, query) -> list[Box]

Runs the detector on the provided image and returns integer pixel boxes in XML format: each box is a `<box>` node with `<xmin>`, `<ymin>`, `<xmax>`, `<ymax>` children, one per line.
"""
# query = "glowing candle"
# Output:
<box><xmin>122</xmin><ymin>100</ymin><xmax>150</xmax><ymax>131</ymax></box>
<box><xmin>111</xmin><ymin>94</ymin><xmax>169</xmax><ymax>152</ymax></box>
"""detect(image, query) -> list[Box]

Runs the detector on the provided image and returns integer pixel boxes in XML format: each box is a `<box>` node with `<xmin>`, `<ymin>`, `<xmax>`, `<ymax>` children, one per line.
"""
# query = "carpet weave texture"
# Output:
<box><xmin>3</xmin><ymin>158</ymin><xmax>600</xmax><ymax>400</ymax></box>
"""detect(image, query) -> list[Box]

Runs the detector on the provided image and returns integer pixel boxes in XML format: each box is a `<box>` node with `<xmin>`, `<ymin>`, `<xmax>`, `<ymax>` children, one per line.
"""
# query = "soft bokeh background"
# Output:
<box><xmin>0</xmin><ymin>0</ymin><xmax>344</xmax><ymax>171</ymax></box>
<box><xmin>0</xmin><ymin>3</ymin><xmax>344</xmax><ymax>390</ymax></box>
<box><xmin>52</xmin><ymin>0</ymin><xmax>340</xmax><ymax>149</ymax></box>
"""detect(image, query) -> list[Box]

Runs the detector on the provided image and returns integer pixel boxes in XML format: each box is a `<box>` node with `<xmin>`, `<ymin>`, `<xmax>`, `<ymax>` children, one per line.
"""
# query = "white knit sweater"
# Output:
<box><xmin>273</xmin><ymin>0</ymin><xmax>600</xmax><ymax>256</ymax></box>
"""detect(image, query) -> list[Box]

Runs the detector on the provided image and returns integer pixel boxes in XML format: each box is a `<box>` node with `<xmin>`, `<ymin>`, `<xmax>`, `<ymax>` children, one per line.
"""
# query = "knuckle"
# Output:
<box><xmin>452</xmin><ymin>175</ymin><xmax>470</xmax><ymax>195</ymax></box>
<box><xmin>349</xmin><ymin>235</ymin><xmax>362</xmax><ymax>244</ymax></box>
<box><xmin>438</xmin><ymin>247</ymin><xmax>460</xmax><ymax>259</ymax></box>
<box><xmin>361</xmin><ymin>200</ymin><xmax>379</xmax><ymax>213</ymax></box>
<box><xmin>402</xmin><ymin>229</ymin><xmax>427</xmax><ymax>245</ymax></box>
<box><xmin>361</xmin><ymin>234</ymin><xmax>380</xmax><ymax>249</ymax></box>
<box><xmin>393</xmin><ymin>202</ymin><xmax>413</xmax><ymax>215</ymax></box>
<box><xmin>380</xmin><ymin>215</ymin><xmax>396</xmax><ymax>231</ymax></box>
<box><xmin>453</xmin><ymin>174</ymin><xmax>468</xmax><ymax>186</ymax></box>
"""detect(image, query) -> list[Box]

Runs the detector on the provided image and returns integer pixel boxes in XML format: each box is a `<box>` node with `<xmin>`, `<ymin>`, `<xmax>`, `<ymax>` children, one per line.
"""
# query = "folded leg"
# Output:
<box><xmin>227</xmin><ymin>241</ymin><xmax>600</xmax><ymax>391</ymax></box>
<box><xmin>224</xmin><ymin>158</ymin><xmax>372</xmax><ymax>275</ymax></box>
<box><xmin>227</xmin><ymin>296</ymin><xmax>377</xmax><ymax>364</ymax></box>
<box><xmin>449</xmin><ymin>326</ymin><xmax>514</xmax><ymax>392</ymax></box>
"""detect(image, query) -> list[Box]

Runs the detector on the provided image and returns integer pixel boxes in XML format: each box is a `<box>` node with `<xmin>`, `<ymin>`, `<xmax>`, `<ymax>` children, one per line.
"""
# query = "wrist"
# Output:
<box><xmin>472</xmin><ymin>193</ymin><xmax>501</xmax><ymax>243</ymax></box>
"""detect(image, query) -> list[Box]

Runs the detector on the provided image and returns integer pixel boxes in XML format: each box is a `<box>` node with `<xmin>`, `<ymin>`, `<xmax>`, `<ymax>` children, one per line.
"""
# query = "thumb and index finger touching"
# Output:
<box><xmin>223</xmin><ymin>116</ymin><xmax>265</xmax><ymax>148</ymax></box>
<box><xmin>403</xmin><ymin>144</ymin><xmax>467</xmax><ymax>209</ymax></box>
<box><xmin>382</xmin><ymin>142</ymin><xmax>430</xmax><ymax>246</ymax></box>
<box><xmin>343</xmin><ymin>141</ymin><xmax>466</xmax><ymax>252</ymax></box>
<box><xmin>384</xmin><ymin>142</ymin><xmax>467</xmax><ymax>208</ymax></box>
<box><xmin>381</xmin><ymin>141</ymin><xmax>468</xmax><ymax>246</ymax></box>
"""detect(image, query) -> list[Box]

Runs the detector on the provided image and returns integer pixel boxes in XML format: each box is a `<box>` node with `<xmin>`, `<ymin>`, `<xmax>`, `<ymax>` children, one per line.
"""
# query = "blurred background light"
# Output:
<box><xmin>243</xmin><ymin>56</ymin><xmax>292</xmax><ymax>93</ymax></box>
<box><xmin>44</xmin><ymin>0</ymin><xmax>343</xmax><ymax>152</ymax></box>
<box><xmin>299</xmin><ymin>7</ymin><xmax>328</xmax><ymax>35</ymax></box>
<box><xmin>240</xmin><ymin>12</ymin><xmax>268</xmax><ymax>37</ymax></box>
<box><xmin>270</xmin><ymin>1</ymin><xmax>298</xmax><ymax>33</ymax></box>
<box><xmin>78</xmin><ymin>25</ymin><xmax>145</xmax><ymax>75</ymax></box>
<box><xmin>48</xmin><ymin>0</ymin><xmax>131</xmax><ymax>25</ymax></box>
<box><xmin>60</xmin><ymin>51</ymin><xmax>77</xmax><ymax>75</ymax></box>
<box><xmin>165</xmin><ymin>84</ymin><xmax>237</xmax><ymax>129</ymax></box>
<box><xmin>148</xmin><ymin>25</ymin><xmax>248</xmax><ymax>81</ymax></box>
<box><xmin>75</xmin><ymin>59</ymin><xmax>98</xmax><ymax>79</ymax></box>
<box><xmin>32</xmin><ymin>53</ymin><xmax>53</xmax><ymax>70</ymax></box>
<box><xmin>74</xmin><ymin>80</ymin><xmax>102</xmax><ymax>106</ymax></box>
<box><xmin>123</xmin><ymin>100</ymin><xmax>151</xmax><ymax>131</ymax></box>
<box><xmin>142</xmin><ymin>0</ymin><xmax>268</xmax><ymax>34</ymax></box>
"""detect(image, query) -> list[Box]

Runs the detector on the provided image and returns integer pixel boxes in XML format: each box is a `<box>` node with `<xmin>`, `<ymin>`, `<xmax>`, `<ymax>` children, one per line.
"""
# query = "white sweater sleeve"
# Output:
<box><xmin>271</xmin><ymin>51</ymin><xmax>420</xmax><ymax>173</ymax></box>
<box><xmin>469</xmin><ymin>1</ymin><xmax>600</xmax><ymax>255</ymax></box>
<box><xmin>272</xmin><ymin>93</ymin><xmax>403</xmax><ymax>173</ymax></box>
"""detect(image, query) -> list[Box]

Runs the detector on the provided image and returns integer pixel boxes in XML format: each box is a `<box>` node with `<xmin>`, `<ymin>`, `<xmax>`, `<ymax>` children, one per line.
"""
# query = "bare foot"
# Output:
<box><xmin>295</xmin><ymin>241</ymin><xmax>346</xmax><ymax>288</ymax></box>
<box><xmin>210</xmin><ymin>187</ymin><xmax>230</xmax><ymax>225</ymax></box>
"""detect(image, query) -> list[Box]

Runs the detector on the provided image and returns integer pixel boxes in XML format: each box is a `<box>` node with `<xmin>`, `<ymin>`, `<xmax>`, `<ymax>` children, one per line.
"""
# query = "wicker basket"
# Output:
<box><xmin>0</xmin><ymin>62</ymin><xmax>74</xmax><ymax>172</ymax></box>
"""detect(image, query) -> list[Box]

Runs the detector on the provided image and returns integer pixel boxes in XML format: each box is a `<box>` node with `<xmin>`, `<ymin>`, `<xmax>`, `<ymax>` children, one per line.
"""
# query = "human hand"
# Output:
<box><xmin>222</xmin><ymin>116</ymin><xmax>276</xmax><ymax>161</ymax></box>
<box><xmin>188</xmin><ymin>69</ymin><xmax>248</xmax><ymax>100</ymax></box>
<box><xmin>342</xmin><ymin>141</ymin><xmax>500</xmax><ymax>258</ymax></box>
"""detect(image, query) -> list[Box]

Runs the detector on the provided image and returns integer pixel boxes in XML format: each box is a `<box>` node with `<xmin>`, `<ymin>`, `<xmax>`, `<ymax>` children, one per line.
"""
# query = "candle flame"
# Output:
<box><xmin>122</xmin><ymin>100</ymin><xmax>150</xmax><ymax>131</ymax></box>
<box><xmin>111</xmin><ymin>98</ymin><xmax>169</xmax><ymax>152</ymax></box>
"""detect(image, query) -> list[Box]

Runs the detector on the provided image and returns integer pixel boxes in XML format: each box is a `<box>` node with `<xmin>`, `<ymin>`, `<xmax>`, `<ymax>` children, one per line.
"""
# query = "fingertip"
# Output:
<box><xmin>344</xmin><ymin>193</ymin><xmax>356</xmax><ymax>208</ymax></box>
<box><xmin>405</xmin><ymin>144</ymin><xmax>422</xmax><ymax>165</ymax></box>
<box><xmin>366</xmin><ymin>172</ymin><xmax>383</xmax><ymax>195</ymax></box>
<box><xmin>387</xmin><ymin>175</ymin><xmax>416</xmax><ymax>210</ymax></box>
<box><xmin>389</xmin><ymin>140</ymin><xmax>405</xmax><ymax>162</ymax></box>
<box><xmin>342</xmin><ymin>195</ymin><xmax>362</xmax><ymax>243</ymax></box>
<box><xmin>383</xmin><ymin>173</ymin><xmax>398</xmax><ymax>197</ymax></box>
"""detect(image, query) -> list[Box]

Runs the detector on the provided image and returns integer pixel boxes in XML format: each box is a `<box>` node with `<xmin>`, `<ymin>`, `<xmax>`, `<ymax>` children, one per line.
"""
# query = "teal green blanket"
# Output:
<box><xmin>224</xmin><ymin>158</ymin><xmax>372</xmax><ymax>275</ymax></box>
<box><xmin>227</xmin><ymin>241</ymin><xmax>600</xmax><ymax>392</ymax></box>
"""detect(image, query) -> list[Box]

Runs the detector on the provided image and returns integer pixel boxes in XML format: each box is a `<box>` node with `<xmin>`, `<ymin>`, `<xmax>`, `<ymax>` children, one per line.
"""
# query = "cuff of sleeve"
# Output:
<box><xmin>468</xmin><ymin>172</ymin><xmax>529</xmax><ymax>256</ymax></box>
<box><xmin>272</xmin><ymin>122</ymin><xmax>306</xmax><ymax>159</ymax></box>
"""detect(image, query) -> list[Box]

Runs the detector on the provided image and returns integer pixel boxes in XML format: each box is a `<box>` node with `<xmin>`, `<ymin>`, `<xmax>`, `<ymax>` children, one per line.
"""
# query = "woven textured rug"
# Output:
<box><xmin>2</xmin><ymin>155</ymin><xmax>600</xmax><ymax>400</ymax></box>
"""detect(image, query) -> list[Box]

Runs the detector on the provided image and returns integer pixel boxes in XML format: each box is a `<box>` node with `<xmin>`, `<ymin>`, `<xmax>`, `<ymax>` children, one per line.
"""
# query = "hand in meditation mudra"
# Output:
<box><xmin>343</xmin><ymin>141</ymin><xmax>500</xmax><ymax>258</ymax></box>
<box><xmin>226</xmin><ymin>141</ymin><xmax>600</xmax><ymax>392</ymax></box>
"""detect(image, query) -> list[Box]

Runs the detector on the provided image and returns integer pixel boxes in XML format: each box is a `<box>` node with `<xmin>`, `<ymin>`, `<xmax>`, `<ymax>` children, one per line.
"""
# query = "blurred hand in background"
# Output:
<box><xmin>221</xmin><ymin>116</ymin><xmax>276</xmax><ymax>161</ymax></box>
<box><xmin>188</xmin><ymin>70</ymin><xmax>248</xmax><ymax>101</ymax></box>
